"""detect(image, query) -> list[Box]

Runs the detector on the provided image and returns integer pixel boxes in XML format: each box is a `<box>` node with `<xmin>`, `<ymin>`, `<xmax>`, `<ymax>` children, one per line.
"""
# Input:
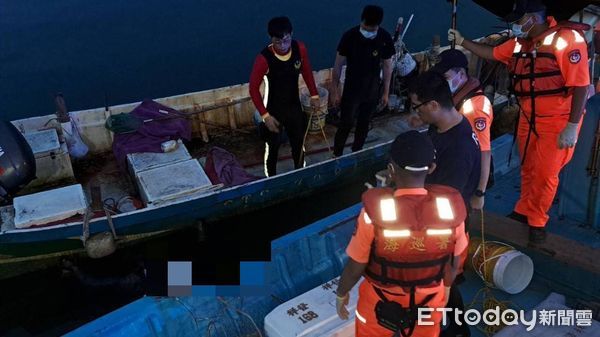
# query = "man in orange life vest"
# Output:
<box><xmin>335</xmin><ymin>130</ymin><xmax>468</xmax><ymax>337</ymax></box>
<box><xmin>432</xmin><ymin>49</ymin><xmax>494</xmax><ymax>211</ymax></box>
<box><xmin>448</xmin><ymin>0</ymin><xmax>590</xmax><ymax>244</ymax></box>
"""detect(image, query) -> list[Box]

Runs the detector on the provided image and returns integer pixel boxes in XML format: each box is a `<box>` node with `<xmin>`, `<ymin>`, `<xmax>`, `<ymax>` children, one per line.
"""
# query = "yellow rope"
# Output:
<box><xmin>466</xmin><ymin>209</ymin><xmax>513</xmax><ymax>337</ymax></box>
<box><xmin>301</xmin><ymin>104</ymin><xmax>332</xmax><ymax>165</ymax></box>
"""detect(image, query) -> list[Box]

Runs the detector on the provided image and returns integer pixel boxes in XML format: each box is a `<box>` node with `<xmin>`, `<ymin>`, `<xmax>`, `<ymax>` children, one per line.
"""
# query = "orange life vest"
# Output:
<box><xmin>361</xmin><ymin>184</ymin><xmax>467</xmax><ymax>289</ymax></box>
<box><xmin>508</xmin><ymin>21</ymin><xmax>589</xmax><ymax>101</ymax></box>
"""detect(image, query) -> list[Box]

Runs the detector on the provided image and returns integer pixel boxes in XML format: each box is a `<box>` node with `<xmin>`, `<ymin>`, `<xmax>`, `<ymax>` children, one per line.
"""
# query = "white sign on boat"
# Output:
<box><xmin>264</xmin><ymin>276</ymin><xmax>362</xmax><ymax>337</ymax></box>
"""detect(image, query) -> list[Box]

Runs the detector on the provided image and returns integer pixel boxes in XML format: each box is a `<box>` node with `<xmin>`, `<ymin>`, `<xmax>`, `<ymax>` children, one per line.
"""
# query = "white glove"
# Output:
<box><xmin>558</xmin><ymin>122</ymin><xmax>579</xmax><ymax>149</ymax></box>
<box><xmin>448</xmin><ymin>29</ymin><xmax>465</xmax><ymax>46</ymax></box>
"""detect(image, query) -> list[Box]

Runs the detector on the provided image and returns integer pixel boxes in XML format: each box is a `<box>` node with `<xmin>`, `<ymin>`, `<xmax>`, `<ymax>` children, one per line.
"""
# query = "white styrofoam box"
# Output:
<box><xmin>24</xmin><ymin>129</ymin><xmax>61</xmax><ymax>155</ymax></box>
<box><xmin>14</xmin><ymin>184</ymin><xmax>87</xmax><ymax>229</ymax></box>
<box><xmin>136</xmin><ymin>159</ymin><xmax>213</xmax><ymax>205</ymax></box>
<box><xmin>492</xmin><ymin>293</ymin><xmax>600</xmax><ymax>337</ymax></box>
<box><xmin>127</xmin><ymin>140</ymin><xmax>191</xmax><ymax>175</ymax></box>
<box><xmin>265</xmin><ymin>277</ymin><xmax>362</xmax><ymax>337</ymax></box>
<box><xmin>23</xmin><ymin>129</ymin><xmax>75</xmax><ymax>188</ymax></box>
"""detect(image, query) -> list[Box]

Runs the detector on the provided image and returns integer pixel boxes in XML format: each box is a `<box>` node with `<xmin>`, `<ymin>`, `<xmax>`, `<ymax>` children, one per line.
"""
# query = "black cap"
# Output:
<box><xmin>431</xmin><ymin>49</ymin><xmax>469</xmax><ymax>75</ymax></box>
<box><xmin>504</xmin><ymin>0</ymin><xmax>546</xmax><ymax>23</ymax></box>
<box><xmin>390</xmin><ymin>130</ymin><xmax>436</xmax><ymax>172</ymax></box>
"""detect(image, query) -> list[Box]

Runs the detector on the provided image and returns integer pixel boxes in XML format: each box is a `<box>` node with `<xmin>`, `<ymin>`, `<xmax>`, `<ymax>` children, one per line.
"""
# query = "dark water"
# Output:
<box><xmin>1</xmin><ymin>0</ymin><xmax>497</xmax><ymax>120</ymax></box>
<box><xmin>0</xmin><ymin>179</ymin><xmax>369</xmax><ymax>336</ymax></box>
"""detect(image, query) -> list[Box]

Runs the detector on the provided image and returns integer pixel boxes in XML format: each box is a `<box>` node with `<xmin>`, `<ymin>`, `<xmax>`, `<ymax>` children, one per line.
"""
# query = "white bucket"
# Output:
<box><xmin>301</xmin><ymin>86</ymin><xmax>329</xmax><ymax>133</ymax></box>
<box><xmin>492</xmin><ymin>250</ymin><xmax>534</xmax><ymax>294</ymax></box>
<box><xmin>472</xmin><ymin>241</ymin><xmax>534</xmax><ymax>294</ymax></box>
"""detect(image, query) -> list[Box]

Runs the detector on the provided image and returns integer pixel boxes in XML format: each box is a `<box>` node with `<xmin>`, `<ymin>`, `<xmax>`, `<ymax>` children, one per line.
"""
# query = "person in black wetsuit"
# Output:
<box><xmin>249</xmin><ymin>16</ymin><xmax>320</xmax><ymax>176</ymax></box>
<box><xmin>330</xmin><ymin>5</ymin><xmax>395</xmax><ymax>157</ymax></box>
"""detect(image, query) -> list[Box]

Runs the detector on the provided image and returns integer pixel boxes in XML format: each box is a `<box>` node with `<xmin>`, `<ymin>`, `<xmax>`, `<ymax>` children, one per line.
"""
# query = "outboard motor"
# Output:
<box><xmin>0</xmin><ymin>121</ymin><xmax>36</xmax><ymax>202</ymax></box>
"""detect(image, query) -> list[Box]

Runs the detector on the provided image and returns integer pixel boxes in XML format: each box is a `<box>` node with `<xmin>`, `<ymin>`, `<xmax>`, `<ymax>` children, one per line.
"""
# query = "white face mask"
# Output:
<box><xmin>447</xmin><ymin>73</ymin><xmax>462</xmax><ymax>94</ymax></box>
<box><xmin>360</xmin><ymin>27</ymin><xmax>378</xmax><ymax>39</ymax></box>
<box><xmin>511</xmin><ymin>16</ymin><xmax>534</xmax><ymax>38</ymax></box>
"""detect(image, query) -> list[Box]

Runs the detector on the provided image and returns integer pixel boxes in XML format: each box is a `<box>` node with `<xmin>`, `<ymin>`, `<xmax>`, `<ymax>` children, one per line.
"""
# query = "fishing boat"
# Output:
<box><xmin>0</xmin><ymin>68</ymin><xmax>413</xmax><ymax>272</ymax></box>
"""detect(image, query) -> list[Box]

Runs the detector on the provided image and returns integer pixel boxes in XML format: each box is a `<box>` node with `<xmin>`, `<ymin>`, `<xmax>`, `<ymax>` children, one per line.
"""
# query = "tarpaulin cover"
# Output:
<box><xmin>204</xmin><ymin>146</ymin><xmax>261</xmax><ymax>187</ymax></box>
<box><xmin>112</xmin><ymin>99</ymin><xmax>191</xmax><ymax>170</ymax></box>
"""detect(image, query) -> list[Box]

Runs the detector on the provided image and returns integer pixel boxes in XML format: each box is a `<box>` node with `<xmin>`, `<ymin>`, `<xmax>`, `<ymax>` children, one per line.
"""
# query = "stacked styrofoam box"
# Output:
<box><xmin>127</xmin><ymin>141</ymin><xmax>213</xmax><ymax>205</ymax></box>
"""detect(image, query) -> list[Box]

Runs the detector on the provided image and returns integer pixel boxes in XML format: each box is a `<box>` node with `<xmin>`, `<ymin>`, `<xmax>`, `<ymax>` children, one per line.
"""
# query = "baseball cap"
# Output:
<box><xmin>431</xmin><ymin>49</ymin><xmax>469</xmax><ymax>75</ymax></box>
<box><xmin>504</xmin><ymin>0</ymin><xmax>546</xmax><ymax>23</ymax></box>
<box><xmin>390</xmin><ymin>130</ymin><xmax>436</xmax><ymax>172</ymax></box>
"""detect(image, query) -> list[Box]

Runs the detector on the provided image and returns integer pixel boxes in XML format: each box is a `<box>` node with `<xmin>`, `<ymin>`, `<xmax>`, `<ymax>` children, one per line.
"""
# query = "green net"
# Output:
<box><xmin>104</xmin><ymin>113</ymin><xmax>142</xmax><ymax>134</ymax></box>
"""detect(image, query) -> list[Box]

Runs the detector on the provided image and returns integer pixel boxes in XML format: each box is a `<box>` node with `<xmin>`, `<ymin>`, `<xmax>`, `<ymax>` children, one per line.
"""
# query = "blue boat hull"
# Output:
<box><xmin>0</xmin><ymin>142</ymin><xmax>391</xmax><ymax>258</ymax></box>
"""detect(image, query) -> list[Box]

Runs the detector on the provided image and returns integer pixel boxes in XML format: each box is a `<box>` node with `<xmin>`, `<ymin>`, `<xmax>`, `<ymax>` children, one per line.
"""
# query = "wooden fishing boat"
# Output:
<box><xmin>0</xmin><ymin>67</ymin><xmax>415</xmax><ymax>274</ymax></box>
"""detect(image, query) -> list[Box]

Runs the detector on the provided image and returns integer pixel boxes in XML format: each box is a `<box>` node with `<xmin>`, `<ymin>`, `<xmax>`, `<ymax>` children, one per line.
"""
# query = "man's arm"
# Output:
<box><xmin>569</xmin><ymin>86</ymin><xmax>589</xmax><ymax>124</ymax></box>
<box><xmin>336</xmin><ymin>209</ymin><xmax>373</xmax><ymax>320</ymax></box>
<box><xmin>381</xmin><ymin>58</ymin><xmax>393</xmax><ymax>105</ymax></box>
<box><xmin>471</xmin><ymin>150</ymin><xmax>491</xmax><ymax>210</ymax></box>
<box><xmin>249</xmin><ymin>54</ymin><xmax>269</xmax><ymax>117</ymax></box>
<box><xmin>331</xmin><ymin>53</ymin><xmax>347</xmax><ymax>106</ymax></box>
<box><xmin>448</xmin><ymin>29</ymin><xmax>496</xmax><ymax>61</ymax></box>
<box><xmin>332</xmin><ymin>53</ymin><xmax>347</xmax><ymax>89</ymax></box>
<box><xmin>298</xmin><ymin>41</ymin><xmax>319</xmax><ymax>98</ymax></box>
<box><xmin>337</xmin><ymin>258</ymin><xmax>367</xmax><ymax>297</ymax></box>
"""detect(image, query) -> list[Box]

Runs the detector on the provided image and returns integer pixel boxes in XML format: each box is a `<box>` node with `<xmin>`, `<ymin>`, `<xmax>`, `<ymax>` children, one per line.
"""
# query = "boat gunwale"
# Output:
<box><xmin>0</xmin><ymin>139</ymin><xmax>393</xmax><ymax>237</ymax></box>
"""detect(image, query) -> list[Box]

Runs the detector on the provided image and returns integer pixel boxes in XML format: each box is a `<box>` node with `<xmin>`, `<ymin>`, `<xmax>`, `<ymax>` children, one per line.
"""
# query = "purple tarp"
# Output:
<box><xmin>204</xmin><ymin>146</ymin><xmax>261</xmax><ymax>187</ymax></box>
<box><xmin>112</xmin><ymin>99</ymin><xmax>192</xmax><ymax>170</ymax></box>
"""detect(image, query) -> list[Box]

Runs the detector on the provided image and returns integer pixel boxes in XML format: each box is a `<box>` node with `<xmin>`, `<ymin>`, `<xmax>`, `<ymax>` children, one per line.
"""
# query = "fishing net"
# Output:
<box><xmin>105</xmin><ymin>113</ymin><xmax>143</xmax><ymax>134</ymax></box>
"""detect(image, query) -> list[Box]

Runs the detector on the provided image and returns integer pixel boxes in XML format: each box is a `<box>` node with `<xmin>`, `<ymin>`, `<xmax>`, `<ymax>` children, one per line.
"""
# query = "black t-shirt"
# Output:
<box><xmin>337</xmin><ymin>26</ymin><xmax>395</xmax><ymax>100</ymax></box>
<box><xmin>426</xmin><ymin>117</ymin><xmax>481</xmax><ymax>205</ymax></box>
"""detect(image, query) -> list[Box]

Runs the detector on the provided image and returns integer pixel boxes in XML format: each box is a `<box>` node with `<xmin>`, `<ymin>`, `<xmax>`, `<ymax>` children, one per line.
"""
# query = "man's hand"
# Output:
<box><xmin>470</xmin><ymin>195</ymin><xmax>484</xmax><ymax>210</ymax></box>
<box><xmin>448</xmin><ymin>29</ymin><xmax>465</xmax><ymax>46</ymax></box>
<box><xmin>330</xmin><ymin>85</ymin><xmax>341</xmax><ymax>108</ymax></box>
<box><xmin>310</xmin><ymin>96</ymin><xmax>321</xmax><ymax>109</ymax></box>
<box><xmin>443</xmin><ymin>286</ymin><xmax>451</xmax><ymax>307</ymax></box>
<box><xmin>264</xmin><ymin>115</ymin><xmax>280</xmax><ymax>133</ymax></box>
<box><xmin>558</xmin><ymin>122</ymin><xmax>579</xmax><ymax>149</ymax></box>
<box><xmin>336</xmin><ymin>293</ymin><xmax>350</xmax><ymax>320</ymax></box>
<box><xmin>408</xmin><ymin>112</ymin><xmax>425</xmax><ymax>128</ymax></box>
<box><xmin>380</xmin><ymin>93</ymin><xmax>389</xmax><ymax>109</ymax></box>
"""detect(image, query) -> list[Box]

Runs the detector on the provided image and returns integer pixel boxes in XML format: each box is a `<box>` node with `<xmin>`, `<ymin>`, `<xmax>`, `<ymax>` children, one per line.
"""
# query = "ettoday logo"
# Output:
<box><xmin>417</xmin><ymin>307</ymin><xmax>593</xmax><ymax>331</ymax></box>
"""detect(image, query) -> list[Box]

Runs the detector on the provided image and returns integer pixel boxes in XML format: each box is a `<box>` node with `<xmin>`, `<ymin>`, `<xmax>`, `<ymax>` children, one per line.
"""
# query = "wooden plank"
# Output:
<box><xmin>472</xmin><ymin>211</ymin><xmax>600</xmax><ymax>275</ymax></box>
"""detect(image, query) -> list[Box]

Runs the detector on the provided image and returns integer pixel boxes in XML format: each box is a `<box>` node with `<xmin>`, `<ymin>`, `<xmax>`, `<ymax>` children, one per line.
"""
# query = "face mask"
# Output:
<box><xmin>511</xmin><ymin>17</ymin><xmax>533</xmax><ymax>38</ymax></box>
<box><xmin>447</xmin><ymin>73</ymin><xmax>462</xmax><ymax>94</ymax></box>
<box><xmin>272</xmin><ymin>35</ymin><xmax>292</xmax><ymax>53</ymax></box>
<box><xmin>360</xmin><ymin>27</ymin><xmax>378</xmax><ymax>39</ymax></box>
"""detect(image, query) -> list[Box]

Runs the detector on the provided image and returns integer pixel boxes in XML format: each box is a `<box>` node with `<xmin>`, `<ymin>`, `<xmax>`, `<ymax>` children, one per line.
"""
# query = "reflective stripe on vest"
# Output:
<box><xmin>509</xmin><ymin>26</ymin><xmax>586</xmax><ymax>100</ymax></box>
<box><xmin>360</xmin><ymin>185</ymin><xmax>466</xmax><ymax>288</ymax></box>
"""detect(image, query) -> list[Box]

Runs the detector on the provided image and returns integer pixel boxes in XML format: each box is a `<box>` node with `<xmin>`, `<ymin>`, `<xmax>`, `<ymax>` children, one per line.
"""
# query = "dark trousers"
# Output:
<box><xmin>333</xmin><ymin>97</ymin><xmax>378</xmax><ymax>156</ymax></box>
<box><xmin>441</xmin><ymin>285</ymin><xmax>471</xmax><ymax>337</ymax></box>
<box><xmin>260</xmin><ymin>104</ymin><xmax>307</xmax><ymax>177</ymax></box>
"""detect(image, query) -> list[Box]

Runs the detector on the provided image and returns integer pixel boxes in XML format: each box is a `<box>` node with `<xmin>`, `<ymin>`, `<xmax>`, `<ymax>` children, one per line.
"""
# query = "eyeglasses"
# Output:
<box><xmin>411</xmin><ymin>100</ymin><xmax>432</xmax><ymax>111</ymax></box>
<box><xmin>272</xmin><ymin>35</ymin><xmax>292</xmax><ymax>46</ymax></box>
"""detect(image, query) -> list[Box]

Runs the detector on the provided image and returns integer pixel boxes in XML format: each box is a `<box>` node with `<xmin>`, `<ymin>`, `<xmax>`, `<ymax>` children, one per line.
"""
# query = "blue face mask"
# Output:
<box><xmin>511</xmin><ymin>17</ymin><xmax>533</xmax><ymax>38</ymax></box>
<box><xmin>360</xmin><ymin>27</ymin><xmax>378</xmax><ymax>39</ymax></box>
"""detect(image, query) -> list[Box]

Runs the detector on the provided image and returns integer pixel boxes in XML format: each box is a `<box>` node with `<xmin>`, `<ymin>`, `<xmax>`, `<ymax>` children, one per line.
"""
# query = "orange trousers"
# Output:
<box><xmin>514</xmin><ymin>114</ymin><xmax>581</xmax><ymax>227</ymax></box>
<box><xmin>355</xmin><ymin>280</ymin><xmax>446</xmax><ymax>337</ymax></box>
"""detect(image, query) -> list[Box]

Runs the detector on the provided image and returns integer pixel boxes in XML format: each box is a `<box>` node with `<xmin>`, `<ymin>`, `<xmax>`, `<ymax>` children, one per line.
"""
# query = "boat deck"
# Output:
<box><xmin>485</xmin><ymin>167</ymin><xmax>600</xmax><ymax>249</ymax></box>
<box><xmin>1</xmin><ymin>111</ymin><xmax>410</xmax><ymax>235</ymax></box>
